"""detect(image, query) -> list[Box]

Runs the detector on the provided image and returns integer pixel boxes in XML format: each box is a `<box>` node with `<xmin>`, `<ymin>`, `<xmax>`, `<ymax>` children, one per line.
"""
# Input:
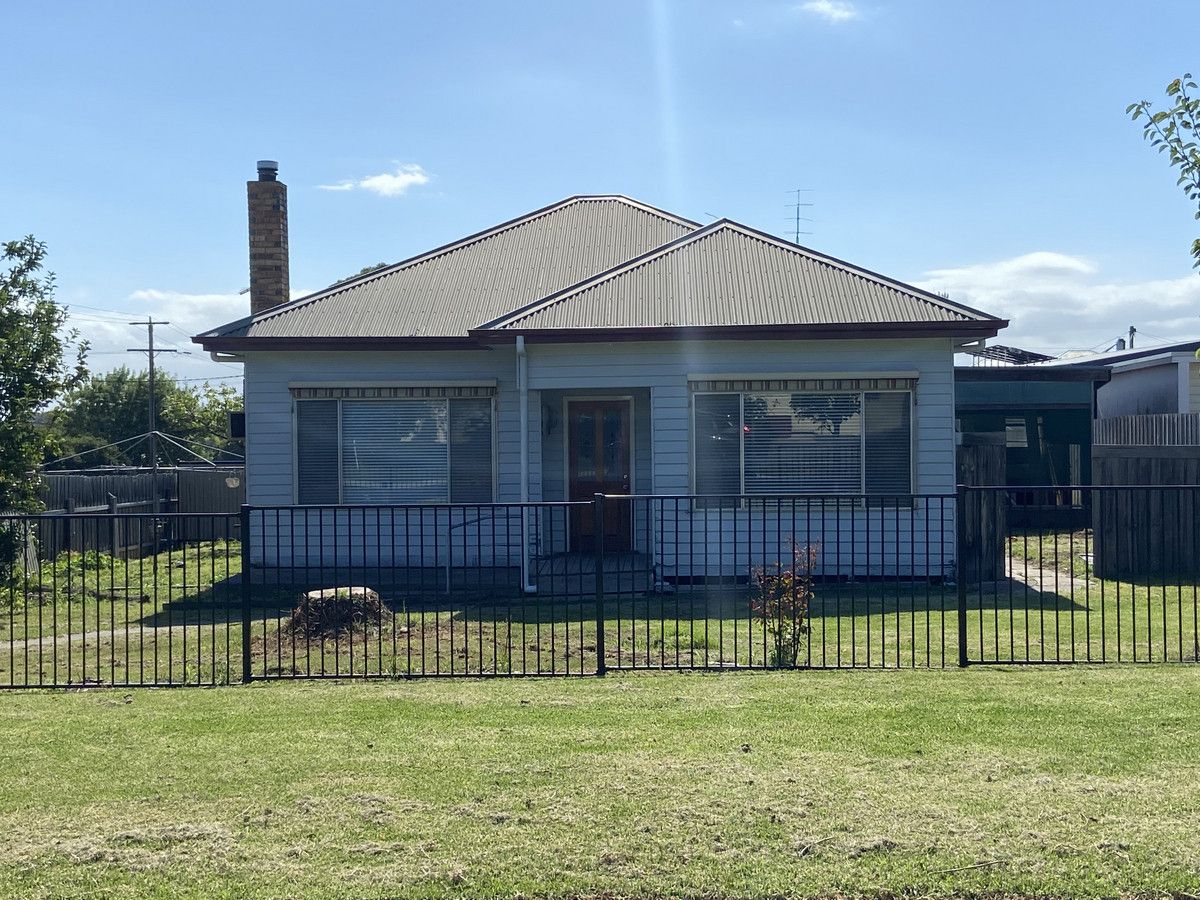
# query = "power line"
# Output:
<box><xmin>165</xmin><ymin>322</ymin><xmax>196</xmax><ymax>342</ymax></box>
<box><xmin>68</xmin><ymin>302</ymin><xmax>142</xmax><ymax>318</ymax></box>
<box><xmin>127</xmin><ymin>318</ymin><xmax>181</xmax><ymax>495</ymax></box>
<box><xmin>71</xmin><ymin>313</ymin><xmax>138</xmax><ymax>325</ymax></box>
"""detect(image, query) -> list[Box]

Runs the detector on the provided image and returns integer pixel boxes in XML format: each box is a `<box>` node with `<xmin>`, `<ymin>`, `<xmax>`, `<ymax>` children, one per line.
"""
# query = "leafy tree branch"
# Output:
<box><xmin>1127</xmin><ymin>74</ymin><xmax>1200</xmax><ymax>268</ymax></box>
<box><xmin>0</xmin><ymin>237</ymin><xmax>87</xmax><ymax>511</ymax></box>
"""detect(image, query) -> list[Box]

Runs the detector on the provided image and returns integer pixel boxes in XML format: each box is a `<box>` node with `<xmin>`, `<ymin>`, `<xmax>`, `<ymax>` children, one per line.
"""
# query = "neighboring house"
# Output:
<box><xmin>1046</xmin><ymin>339</ymin><xmax>1200</xmax><ymax>418</ymax></box>
<box><xmin>955</xmin><ymin>364</ymin><xmax>1110</xmax><ymax>487</ymax></box>
<box><xmin>194</xmin><ymin>162</ymin><xmax>1006</xmax><ymax>580</ymax></box>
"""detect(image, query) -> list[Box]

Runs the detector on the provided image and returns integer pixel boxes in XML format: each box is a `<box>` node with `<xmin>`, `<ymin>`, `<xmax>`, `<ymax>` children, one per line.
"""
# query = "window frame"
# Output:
<box><xmin>689</xmin><ymin>388</ymin><xmax>916</xmax><ymax>499</ymax></box>
<box><xmin>292</xmin><ymin>395</ymin><xmax>498</xmax><ymax>505</ymax></box>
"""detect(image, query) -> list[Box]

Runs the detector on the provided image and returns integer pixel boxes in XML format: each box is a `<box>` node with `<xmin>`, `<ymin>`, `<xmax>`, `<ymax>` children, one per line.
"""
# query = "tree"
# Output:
<box><xmin>48</xmin><ymin>368</ymin><xmax>242</xmax><ymax>467</ymax></box>
<box><xmin>0</xmin><ymin>237</ymin><xmax>87</xmax><ymax>511</ymax></box>
<box><xmin>1127</xmin><ymin>74</ymin><xmax>1200</xmax><ymax>269</ymax></box>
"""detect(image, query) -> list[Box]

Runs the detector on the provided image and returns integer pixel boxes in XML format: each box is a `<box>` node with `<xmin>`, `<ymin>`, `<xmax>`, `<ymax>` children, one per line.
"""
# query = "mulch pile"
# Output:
<box><xmin>286</xmin><ymin>586</ymin><xmax>383</xmax><ymax>639</ymax></box>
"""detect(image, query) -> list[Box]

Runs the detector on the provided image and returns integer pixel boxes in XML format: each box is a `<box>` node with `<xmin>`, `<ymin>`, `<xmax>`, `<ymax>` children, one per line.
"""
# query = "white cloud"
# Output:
<box><xmin>797</xmin><ymin>0</ymin><xmax>859</xmax><ymax>23</ymax></box>
<box><xmin>916</xmin><ymin>252</ymin><xmax>1200</xmax><ymax>356</ymax></box>
<box><xmin>71</xmin><ymin>287</ymin><xmax>310</xmax><ymax>383</ymax></box>
<box><xmin>319</xmin><ymin>163</ymin><xmax>431</xmax><ymax>197</ymax></box>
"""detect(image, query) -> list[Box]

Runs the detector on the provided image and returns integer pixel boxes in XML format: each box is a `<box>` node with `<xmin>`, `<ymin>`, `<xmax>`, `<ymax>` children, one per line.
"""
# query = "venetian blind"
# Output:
<box><xmin>295</xmin><ymin>400</ymin><xmax>339</xmax><ymax>504</ymax></box>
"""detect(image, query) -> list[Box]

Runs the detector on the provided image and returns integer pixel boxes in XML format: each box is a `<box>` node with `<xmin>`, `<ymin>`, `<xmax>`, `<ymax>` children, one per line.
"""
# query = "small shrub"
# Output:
<box><xmin>751</xmin><ymin>544</ymin><xmax>816</xmax><ymax>668</ymax></box>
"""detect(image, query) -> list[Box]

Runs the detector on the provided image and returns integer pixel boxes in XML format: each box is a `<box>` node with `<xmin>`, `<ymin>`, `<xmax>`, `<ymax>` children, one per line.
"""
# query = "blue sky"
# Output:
<box><xmin>3</xmin><ymin>0</ymin><xmax>1198</xmax><ymax>380</ymax></box>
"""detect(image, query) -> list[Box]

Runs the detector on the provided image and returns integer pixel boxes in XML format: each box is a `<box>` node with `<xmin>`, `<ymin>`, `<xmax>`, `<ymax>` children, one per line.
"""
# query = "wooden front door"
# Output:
<box><xmin>567</xmin><ymin>400</ymin><xmax>632</xmax><ymax>552</ymax></box>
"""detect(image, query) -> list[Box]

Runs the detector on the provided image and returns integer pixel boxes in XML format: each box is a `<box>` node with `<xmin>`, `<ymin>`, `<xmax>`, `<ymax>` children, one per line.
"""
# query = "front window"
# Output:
<box><xmin>692</xmin><ymin>390</ymin><xmax>912</xmax><ymax>498</ymax></box>
<box><xmin>295</xmin><ymin>397</ymin><xmax>494</xmax><ymax>504</ymax></box>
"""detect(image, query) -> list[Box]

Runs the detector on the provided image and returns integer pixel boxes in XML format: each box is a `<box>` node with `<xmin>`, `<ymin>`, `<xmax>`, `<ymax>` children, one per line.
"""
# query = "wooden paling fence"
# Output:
<box><xmin>1093</xmin><ymin>413</ymin><xmax>1200</xmax><ymax>447</ymax></box>
<box><xmin>31</xmin><ymin>468</ymin><xmax>245</xmax><ymax>557</ymax></box>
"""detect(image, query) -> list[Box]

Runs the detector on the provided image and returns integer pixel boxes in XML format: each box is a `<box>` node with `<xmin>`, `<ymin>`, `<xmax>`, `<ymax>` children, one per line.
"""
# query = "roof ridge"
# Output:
<box><xmin>475</xmin><ymin>219</ymin><xmax>729</xmax><ymax>331</ymax></box>
<box><xmin>206</xmin><ymin>195</ymin><xmax>698</xmax><ymax>338</ymax></box>
<box><xmin>479</xmin><ymin>218</ymin><xmax>1003</xmax><ymax>331</ymax></box>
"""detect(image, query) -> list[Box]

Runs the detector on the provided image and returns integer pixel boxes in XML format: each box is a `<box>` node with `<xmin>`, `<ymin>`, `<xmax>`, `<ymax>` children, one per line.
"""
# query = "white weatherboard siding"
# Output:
<box><xmin>243</xmin><ymin>349</ymin><xmax>522</xmax><ymax>568</ymax></box>
<box><xmin>243</xmin><ymin>338</ymin><xmax>958</xmax><ymax>577</ymax></box>
<box><xmin>244</xmin><ymin>349</ymin><xmax>521</xmax><ymax>504</ymax></box>
<box><xmin>524</xmin><ymin>339</ymin><xmax>957</xmax><ymax>494</ymax></box>
<box><xmin>526</xmin><ymin>338</ymin><xmax>957</xmax><ymax>578</ymax></box>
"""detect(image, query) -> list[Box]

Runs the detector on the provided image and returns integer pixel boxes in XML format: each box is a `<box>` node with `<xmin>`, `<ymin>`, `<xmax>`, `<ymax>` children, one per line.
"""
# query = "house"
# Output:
<box><xmin>194</xmin><ymin>162</ymin><xmax>1007</xmax><ymax>583</ymax></box>
<box><xmin>1043</xmin><ymin>339</ymin><xmax>1200</xmax><ymax>419</ymax></box>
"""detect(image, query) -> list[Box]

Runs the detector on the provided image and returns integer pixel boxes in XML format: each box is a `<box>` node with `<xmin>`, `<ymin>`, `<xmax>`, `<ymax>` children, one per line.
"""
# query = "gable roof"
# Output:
<box><xmin>195</xmin><ymin>198</ymin><xmax>1006</xmax><ymax>351</ymax></box>
<box><xmin>197</xmin><ymin>195</ymin><xmax>696</xmax><ymax>348</ymax></box>
<box><xmin>474</xmin><ymin>220</ymin><xmax>1005</xmax><ymax>339</ymax></box>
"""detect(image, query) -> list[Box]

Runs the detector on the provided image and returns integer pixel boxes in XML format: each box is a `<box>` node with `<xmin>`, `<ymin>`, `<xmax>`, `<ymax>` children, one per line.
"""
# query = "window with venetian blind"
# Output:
<box><xmin>293</xmin><ymin>389</ymin><xmax>494</xmax><ymax>504</ymax></box>
<box><xmin>692</xmin><ymin>383</ymin><xmax>913</xmax><ymax>499</ymax></box>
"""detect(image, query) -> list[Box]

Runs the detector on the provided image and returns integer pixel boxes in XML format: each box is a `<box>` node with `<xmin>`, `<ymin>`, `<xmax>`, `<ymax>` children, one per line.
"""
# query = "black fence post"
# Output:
<box><xmin>593</xmin><ymin>494</ymin><xmax>606</xmax><ymax>677</ymax></box>
<box><xmin>108</xmin><ymin>494</ymin><xmax>119</xmax><ymax>555</ymax></box>
<box><xmin>956</xmin><ymin>484</ymin><xmax>970</xmax><ymax>668</ymax></box>
<box><xmin>240</xmin><ymin>504</ymin><xmax>252</xmax><ymax>684</ymax></box>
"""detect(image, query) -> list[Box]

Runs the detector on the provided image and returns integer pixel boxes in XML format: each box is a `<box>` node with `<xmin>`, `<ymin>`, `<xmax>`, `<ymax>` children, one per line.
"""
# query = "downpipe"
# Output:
<box><xmin>517</xmin><ymin>336</ymin><xmax>537</xmax><ymax>594</ymax></box>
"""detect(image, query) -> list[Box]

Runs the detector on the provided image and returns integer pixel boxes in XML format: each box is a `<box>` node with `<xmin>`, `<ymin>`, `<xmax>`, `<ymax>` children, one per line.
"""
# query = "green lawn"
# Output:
<box><xmin>1</xmin><ymin>668</ymin><xmax>1198</xmax><ymax>898</ymax></box>
<box><xmin>0</xmin><ymin>541</ymin><xmax>244</xmax><ymax>641</ymax></box>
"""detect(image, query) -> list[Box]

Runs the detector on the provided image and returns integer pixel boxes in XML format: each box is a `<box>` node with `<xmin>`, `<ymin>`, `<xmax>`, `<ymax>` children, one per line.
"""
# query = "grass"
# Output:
<box><xmin>0</xmin><ymin>541</ymin><xmax>243</xmax><ymax>640</ymax></box>
<box><xmin>1</xmin><ymin>668</ymin><xmax>1199</xmax><ymax>898</ymax></box>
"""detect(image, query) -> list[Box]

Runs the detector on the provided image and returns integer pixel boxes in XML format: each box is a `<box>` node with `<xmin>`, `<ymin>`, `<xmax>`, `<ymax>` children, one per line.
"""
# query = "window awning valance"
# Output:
<box><xmin>688</xmin><ymin>375</ymin><xmax>917</xmax><ymax>393</ymax></box>
<box><xmin>290</xmin><ymin>382</ymin><xmax>497</xmax><ymax>400</ymax></box>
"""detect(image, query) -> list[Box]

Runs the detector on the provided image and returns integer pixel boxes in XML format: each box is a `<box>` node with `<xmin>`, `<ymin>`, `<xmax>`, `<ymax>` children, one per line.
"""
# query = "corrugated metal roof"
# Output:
<box><xmin>1038</xmin><ymin>338</ymin><xmax>1200</xmax><ymax>367</ymax></box>
<box><xmin>204</xmin><ymin>196</ymin><xmax>696</xmax><ymax>340</ymax></box>
<box><xmin>484</xmin><ymin>221</ymin><xmax>1002</xmax><ymax>332</ymax></box>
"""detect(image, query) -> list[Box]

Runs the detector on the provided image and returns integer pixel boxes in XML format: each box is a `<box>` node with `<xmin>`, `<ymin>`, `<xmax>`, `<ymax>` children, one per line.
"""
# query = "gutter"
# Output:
<box><xmin>516</xmin><ymin>336</ymin><xmax>536</xmax><ymax>594</ymax></box>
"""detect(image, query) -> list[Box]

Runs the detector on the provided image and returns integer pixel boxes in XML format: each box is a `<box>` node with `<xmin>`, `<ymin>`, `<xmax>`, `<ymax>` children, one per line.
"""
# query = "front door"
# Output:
<box><xmin>567</xmin><ymin>399</ymin><xmax>632</xmax><ymax>552</ymax></box>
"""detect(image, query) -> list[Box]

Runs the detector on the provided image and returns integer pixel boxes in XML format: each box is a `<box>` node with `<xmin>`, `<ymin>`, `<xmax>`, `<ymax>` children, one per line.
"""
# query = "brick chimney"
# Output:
<box><xmin>247</xmin><ymin>160</ymin><xmax>289</xmax><ymax>316</ymax></box>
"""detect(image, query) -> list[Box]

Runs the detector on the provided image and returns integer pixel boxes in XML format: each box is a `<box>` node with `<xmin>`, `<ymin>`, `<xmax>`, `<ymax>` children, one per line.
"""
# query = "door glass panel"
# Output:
<box><xmin>602</xmin><ymin>409</ymin><xmax>623</xmax><ymax>479</ymax></box>
<box><xmin>573</xmin><ymin>411</ymin><xmax>596</xmax><ymax>478</ymax></box>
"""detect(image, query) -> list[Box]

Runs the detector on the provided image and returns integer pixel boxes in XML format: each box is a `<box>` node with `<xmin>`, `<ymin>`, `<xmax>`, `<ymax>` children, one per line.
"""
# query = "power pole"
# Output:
<box><xmin>786</xmin><ymin>188</ymin><xmax>814</xmax><ymax>244</ymax></box>
<box><xmin>128</xmin><ymin>318</ymin><xmax>181</xmax><ymax>509</ymax></box>
<box><xmin>1128</xmin><ymin>325</ymin><xmax>1137</xmax><ymax>349</ymax></box>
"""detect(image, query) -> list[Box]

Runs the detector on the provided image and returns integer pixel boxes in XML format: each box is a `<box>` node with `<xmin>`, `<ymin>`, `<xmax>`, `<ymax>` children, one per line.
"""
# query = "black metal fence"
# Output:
<box><xmin>961</xmin><ymin>485</ymin><xmax>1200</xmax><ymax>665</ymax></box>
<box><xmin>0</xmin><ymin>512</ymin><xmax>241</xmax><ymax>687</ymax></box>
<box><xmin>1</xmin><ymin>487</ymin><xmax>1197</xmax><ymax>687</ymax></box>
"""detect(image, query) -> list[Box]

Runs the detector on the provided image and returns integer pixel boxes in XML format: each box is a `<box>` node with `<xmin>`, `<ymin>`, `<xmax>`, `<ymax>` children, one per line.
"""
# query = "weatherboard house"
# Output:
<box><xmin>194</xmin><ymin>162</ymin><xmax>1006</xmax><ymax>582</ymax></box>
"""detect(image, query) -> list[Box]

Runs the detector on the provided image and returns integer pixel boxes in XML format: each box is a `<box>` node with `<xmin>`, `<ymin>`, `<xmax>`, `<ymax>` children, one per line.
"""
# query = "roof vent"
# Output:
<box><xmin>256</xmin><ymin>160</ymin><xmax>279</xmax><ymax>182</ymax></box>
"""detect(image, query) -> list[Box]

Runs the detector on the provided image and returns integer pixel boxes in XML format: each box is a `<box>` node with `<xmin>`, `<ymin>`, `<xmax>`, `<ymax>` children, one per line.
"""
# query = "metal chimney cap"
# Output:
<box><xmin>256</xmin><ymin>160</ymin><xmax>279</xmax><ymax>181</ymax></box>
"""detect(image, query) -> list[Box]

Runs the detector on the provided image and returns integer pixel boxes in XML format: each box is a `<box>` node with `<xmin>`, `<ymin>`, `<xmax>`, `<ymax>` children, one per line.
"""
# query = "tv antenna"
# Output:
<box><xmin>786</xmin><ymin>188</ymin><xmax>814</xmax><ymax>243</ymax></box>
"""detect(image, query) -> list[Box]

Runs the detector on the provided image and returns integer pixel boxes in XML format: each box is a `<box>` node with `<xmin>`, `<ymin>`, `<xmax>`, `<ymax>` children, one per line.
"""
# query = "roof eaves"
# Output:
<box><xmin>195</xmin><ymin>334</ymin><xmax>488</xmax><ymax>352</ymax></box>
<box><xmin>471</xmin><ymin>319</ymin><xmax>1009</xmax><ymax>344</ymax></box>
